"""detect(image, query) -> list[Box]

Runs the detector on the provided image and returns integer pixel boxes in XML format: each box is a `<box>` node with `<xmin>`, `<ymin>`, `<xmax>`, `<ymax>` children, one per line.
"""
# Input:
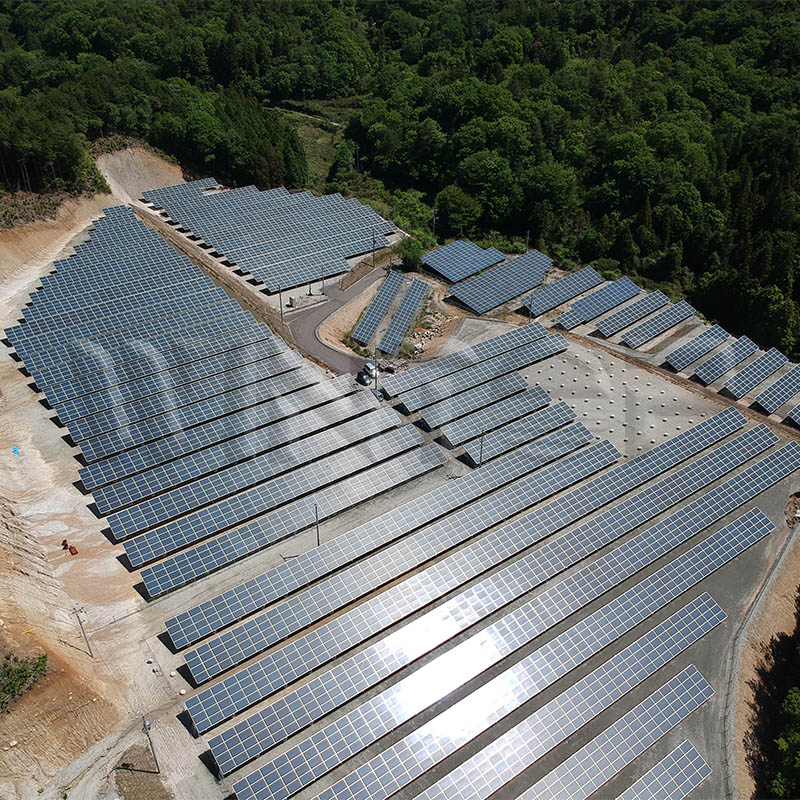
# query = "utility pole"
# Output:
<box><xmin>314</xmin><ymin>503</ymin><xmax>320</xmax><ymax>548</ymax></box>
<box><xmin>527</xmin><ymin>293</ymin><xmax>533</xmax><ymax>324</ymax></box>
<box><xmin>71</xmin><ymin>604</ymin><xmax>93</xmax><ymax>658</ymax></box>
<box><xmin>278</xmin><ymin>289</ymin><xmax>284</xmax><ymax>323</ymax></box>
<box><xmin>432</xmin><ymin>207</ymin><xmax>439</xmax><ymax>239</ymax></box>
<box><xmin>525</xmin><ymin>229</ymin><xmax>530</xmax><ymax>250</ymax></box>
<box><xmin>478</xmin><ymin>430</ymin><xmax>485</xmax><ymax>467</ymax></box>
<box><xmin>355</xmin><ymin>143</ymin><xmax>360</xmax><ymax>172</ymax></box>
<box><xmin>373</xmin><ymin>348</ymin><xmax>379</xmax><ymax>391</ymax></box>
<box><xmin>141</xmin><ymin>714</ymin><xmax>160</xmax><ymax>774</ymax></box>
<box><xmin>321</xmin><ymin>272</ymin><xmax>326</xmax><ymax>296</ymax></box>
<box><xmin>372</xmin><ymin>228</ymin><xmax>376</xmax><ymax>269</ymax></box>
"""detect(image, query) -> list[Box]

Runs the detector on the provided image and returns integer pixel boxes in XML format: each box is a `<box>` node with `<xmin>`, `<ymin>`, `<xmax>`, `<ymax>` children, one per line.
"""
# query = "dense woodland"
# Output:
<box><xmin>1</xmin><ymin>0</ymin><xmax>799</xmax><ymax>360</ymax></box>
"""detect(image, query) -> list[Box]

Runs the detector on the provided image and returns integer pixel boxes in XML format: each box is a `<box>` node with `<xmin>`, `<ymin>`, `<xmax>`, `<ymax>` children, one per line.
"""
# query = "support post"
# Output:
<box><xmin>71</xmin><ymin>604</ymin><xmax>93</xmax><ymax>658</ymax></box>
<box><xmin>478</xmin><ymin>430</ymin><xmax>485</xmax><ymax>467</ymax></box>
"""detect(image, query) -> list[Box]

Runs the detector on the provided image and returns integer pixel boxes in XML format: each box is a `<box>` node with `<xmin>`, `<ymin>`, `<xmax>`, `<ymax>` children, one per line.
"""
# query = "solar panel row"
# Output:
<box><xmin>555</xmin><ymin>276</ymin><xmax>641</xmax><ymax>330</ymax></box>
<box><xmin>377</xmin><ymin>278</ymin><xmax>429</xmax><ymax>355</ymax></box>
<box><xmin>595</xmin><ymin>290</ymin><xmax>670</xmax><ymax>337</ymax></box>
<box><xmin>448</xmin><ymin>249</ymin><xmax>553</xmax><ymax>313</ymax></box>
<box><xmin>693</xmin><ymin>336</ymin><xmax>758</xmax><ymax>385</ymax></box>
<box><xmin>350</xmin><ymin>270</ymin><xmax>403</xmax><ymax>345</ymax></box>
<box><xmin>615</xmin><ymin>740</ymin><xmax>711</xmax><ymax>800</ymax></box>
<box><xmin>665</xmin><ymin>324</ymin><xmax>729</xmax><ymax>372</ymax></box>
<box><xmin>622</xmin><ymin>301</ymin><xmax>696</xmax><ymax>349</ymax></box>
<box><xmin>521</xmin><ymin>266</ymin><xmax>604</xmax><ymax>317</ymax></box>
<box><xmin>723</xmin><ymin>347</ymin><xmax>788</xmax><ymax>399</ymax></box>
<box><xmin>421</xmin><ymin>240</ymin><xmax>505</xmax><ymax>282</ymax></box>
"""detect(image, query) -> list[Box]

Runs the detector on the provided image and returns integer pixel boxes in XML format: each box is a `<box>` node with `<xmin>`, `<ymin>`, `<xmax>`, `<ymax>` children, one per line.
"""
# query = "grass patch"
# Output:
<box><xmin>1</xmin><ymin>652</ymin><xmax>47</xmax><ymax>711</ymax></box>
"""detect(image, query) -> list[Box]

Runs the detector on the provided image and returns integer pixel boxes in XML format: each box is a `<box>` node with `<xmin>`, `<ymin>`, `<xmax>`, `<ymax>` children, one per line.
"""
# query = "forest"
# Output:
<box><xmin>1</xmin><ymin>0</ymin><xmax>799</xmax><ymax>358</ymax></box>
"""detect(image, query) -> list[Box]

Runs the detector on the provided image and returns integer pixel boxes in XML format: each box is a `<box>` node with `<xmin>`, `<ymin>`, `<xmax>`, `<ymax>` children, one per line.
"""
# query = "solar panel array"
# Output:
<box><xmin>6</xmin><ymin>206</ymin><xmax>447</xmax><ymax>654</ymax></box>
<box><xmin>382</xmin><ymin>322</ymin><xmax>547</xmax><ymax>397</ymax></box>
<box><xmin>595</xmin><ymin>290</ymin><xmax>670</xmax><ymax>337</ymax></box>
<box><xmin>723</xmin><ymin>347</ymin><xmax>788</xmax><ymax>399</ymax></box>
<box><xmin>350</xmin><ymin>270</ymin><xmax>403</xmax><ymax>345</ymax></box>
<box><xmin>693</xmin><ymin>336</ymin><xmax>758</xmax><ymax>385</ymax></box>
<box><xmin>616</xmin><ymin>740</ymin><xmax>712</xmax><ymax>800</ymax></box>
<box><xmin>622</xmin><ymin>301</ymin><xmax>696</xmax><ymax>349</ymax></box>
<box><xmin>521</xmin><ymin>266</ymin><xmax>604</xmax><ymax>317</ymax></box>
<box><xmin>755</xmin><ymin>363</ymin><xmax>800</xmax><ymax>413</ymax></box>
<box><xmin>377</xmin><ymin>278</ymin><xmax>430</xmax><ymax>355</ymax></box>
<box><xmin>665</xmin><ymin>324</ymin><xmax>729</xmax><ymax>372</ymax></box>
<box><xmin>142</xmin><ymin>179</ymin><xmax>397</xmax><ymax>292</ymax></box>
<box><xmin>512</xmin><ymin>669</ymin><xmax>713</xmax><ymax>800</ymax></box>
<box><xmin>397</xmin><ymin>334</ymin><xmax>568</xmax><ymax>412</ymax></box>
<box><xmin>556</xmin><ymin>276</ymin><xmax>641</xmax><ymax>330</ymax></box>
<box><xmin>448</xmin><ymin>249</ymin><xmax>553</xmax><ymax>313</ymax></box>
<box><xmin>420</xmin><ymin>239</ymin><xmax>505</xmax><ymax>282</ymax></box>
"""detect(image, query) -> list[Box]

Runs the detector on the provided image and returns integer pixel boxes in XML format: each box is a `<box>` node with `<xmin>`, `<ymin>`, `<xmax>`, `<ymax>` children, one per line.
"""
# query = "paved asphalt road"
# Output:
<box><xmin>288</xmin><ymin>266</ymin><xmax>386</xmax><ymax>375</ymax></box>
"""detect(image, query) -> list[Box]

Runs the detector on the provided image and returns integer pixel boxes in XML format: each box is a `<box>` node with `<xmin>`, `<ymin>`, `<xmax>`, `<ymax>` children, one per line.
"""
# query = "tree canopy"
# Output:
<box><xmin>2</xmin><ymin>0</ymin><xmax>800</xmax><ymax>352</ymax></box>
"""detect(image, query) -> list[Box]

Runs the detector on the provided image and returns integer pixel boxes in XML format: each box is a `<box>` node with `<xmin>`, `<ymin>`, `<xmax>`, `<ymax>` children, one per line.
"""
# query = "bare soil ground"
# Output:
<box><xmin>734</xmin><ymin>525</ymin><xmax>800</xmax><ymax>799</ymax></box>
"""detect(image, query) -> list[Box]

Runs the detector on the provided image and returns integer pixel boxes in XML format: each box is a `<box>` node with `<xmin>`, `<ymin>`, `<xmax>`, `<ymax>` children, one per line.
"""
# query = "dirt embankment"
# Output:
<box><xmin>0</xmin><ymin>146</ymin><xmax>184</xmax><ymax>800</ymax></box>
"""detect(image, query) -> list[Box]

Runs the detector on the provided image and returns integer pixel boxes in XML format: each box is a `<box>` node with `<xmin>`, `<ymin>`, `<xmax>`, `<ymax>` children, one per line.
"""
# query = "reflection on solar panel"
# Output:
<box><xmin>378</xmin><ymin>278</ymin><xmax>429</xmax><ymax>355</ymax></box>
<box><xmin>421</xmin><ymin>240</ymin><xmax>505</xmax><ymax>282</ymax></box>
<box><xmin>693</xmin><ymin>336</ymin><xmax>758</xmax><ymax>385</ymax></box>
<box><xmin>615</xmin><ymin>740</ymin><xmax>712</xmax><ymax>800</ymax></box>
<box><xmin>521</xmin><ymin>266</ymin><xmax>604</xmax><ymax>316</ymax></box>
<box><xmin>382</xmin><ymin>323</ymin><xmax>547</xmax><ymax>397</ymax></box>
<box><xmin>67</xmin><ymin>351</ymin><xmax>306</xmax><ymax>442</ymax></box>
<box><xmin>420</xmin><ymin>373</ymin><xmax>532</xmax><ymax>430</ymax></box>
<box><xmin>80</xmin><ymin>367</ymin><xmax>322</xmax><ymax>463</ymax></box>
<box><xmin>398</xmin><ymin>334</ymin><xmax>568</xmax><ymax>412</ymax></box>
<box><xmin>185</xmin><ymin>441</ymin><xmax>620</xmax><ymax>729</ymax></box>
<box><xmin>122</xmin><ymin>423</ymin><xmax>420</xmax><ymax>559</ymax></box>
<box><xmin>271</xmin><ymin>599</ymin><xmax>722</xmax><ymax>800</ymax></box>
<box><xmin>755</xmin><ymin>364</ymin><xmax>800</xmax><ymax>413</ymax></box>
<box><xmin>665</xmin><ymin>324</ymin><xmax>729</xmax><ymax>372</ymax></box>
<box><xmin>141</xmin><ymin>443</ymin><xmax>447</xmax><ymax>597</ymax></box>
<box><xmin>184</xmin><ymin>436</ymin><xmax>613</xmax><ymax>686</ymax></box>
<box><xmin>463</xmin><ymin>403</ymin><xmax>580</xmax><ymax>464</ymax></box>
<box><xmin>80</xmin><ymin>377</ymin><xmax>359</xmax><ymax>489</ymax></box>
<box><xmin>448</xmin><ymin>249</ymin><xmax>553</xmax><ymax>313</ymax></box>
<box><xmin>622</xmin><ymin>301</ymin><xmax>696</xmax><ymax>349</ymax></box>
<box><xmin>185</xmin><ymin>410</ymin><xmax>756</xmax><ymax>732</ymax></box>
<box><xmin>556</xmin><ymin>276</ymin><xmax>641</xmax><ymax>330</ymax></box>
<box><xmin>440</xmin><ymin>386</ymin><xmax>551</xmax><ymax>446</ymax></box>
<box><xmin>511</xmin><ymin>671</ymin><xmax>713</xmax><ymax>800</ymax></box>
<box><xmin>723</xmin><ymin>347</ymin><xmax>788</xmax><ymax>399</ymax></box>
<box><xmin>211</xmin><ymin>480</ymin><xmax>738</xmax><ymax>781</ymax></box>
<box><xmin>351</xmin><ymin>271</ymin><xmax>403</xmax><ymax>345</ymax></box>
<box><xmin>595</xmin><ymin>290</ymin><xmax>670</xmax><ymax>337</ymax></box>
<box><xmin>165</xmin><ymin>441</ymin><xmax>580</xmax><ymax>650</ymax></box>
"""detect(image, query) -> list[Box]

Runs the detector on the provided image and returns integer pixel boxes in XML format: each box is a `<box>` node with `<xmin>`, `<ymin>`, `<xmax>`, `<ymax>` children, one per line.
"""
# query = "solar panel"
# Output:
<box><xmin>693</xmin><ymin>336</ymin><xmax>758</xmax><ymax>385</ymax></box>
<box><xmin>382</xmin><ymin>323</ymin><xmax>547</xmax><ymax>397</ymax></box>
<box><xmin>622</xmin><ymin>301</ymin><xmax>696</xmax><ymax>349</ymax></box>
<box><xmin>80</xmin><ymin>378</ymin><xmax>359</xmax><ymax>489</ymax></box>
<box><xmin>53</xmin><ymin>337</ymin><xmax>289</xmax><ymax>422</ymax></box>
<box><xmin>755</xmin><ymin>363</ymin><xmax>800</xmax><ymax>413</ymax></box>
<box><xmin>463</xmin><ymin>403</ymin><xmax>580</xmax><ymax>464</ymax></box>
<box><xmin>164</xmin><ymin>438</ymin><xmax>604</xmax><ymax>651</ymax></box>
<box><xmin>183</xmin><ymin>436</ymin><xmax>614</xmax><ymax>686</ymax></box>
<box><xmin>184</xmin><ymin>410</ymin><xmax>758</xmax><ymax>732</ymax></box>
<box><xmin>500</xmin><ymin>671</ymin><xmax>713</xmax><ymax>800</ymax></box>
<box><xmin>209</xmin><ymin>483</ymin><xmax>734</xmax><ymax>782</ymax></box>
<box><xmin>141</xmin><ymin>443</ymin><xmax>447</xmax><ymax>597</ymax></box>
<box><xmin>200</xmin><ymin>427</ymin><xmax>768</xmax><ymax>750</ymax></box>
<box><xmin>351</xmin><ymin>271</ymin><xmax>404</xmax><ymax>345</ymax></box>
<box><xmin>440</xmin><ymin>386</ymin><xmax>552</xmax><ymax>446</ymax></box>
<box><xmin>166</xmin><ymin>409</ymin><xmax>741</xmax><ymax>654</ymax></box>
<box><xmin>421</xmin><ymin>240</ymin><xmax>505</xmax><ymax>282</ymax></box>
<box><xmin>79</xmin><ymin>367</ymin><xmax>323</xmax><ymax>463</ymax></box>
<box><xmin>615</xmin><ymin>740</ymin><xmax>712</xmax><ymax>800</ymax></box>
<box><xmin>595</xmin><ymin>291</ymin><xmax>670</xmax><ymax>337</ymax></box>
<box><xmin>249</xmin><ymin>598</ymin><xmax>722</xmax><ymax>800</ymax></box>
<box><xmin>723</xmin><ymin>348</ymin><xmax>788</xmax><ymax>399</ymax></box>
<box><xmin>448</xmin><ymin>250</ymin><xmax>553</xmax><ymax>314</ymax></box>
<box><xmin>398</xmin><ymin>334</ymin><xmax>568</xmax><ymax>413</ymax></box>
<box><xmin>665</xmin><ymin>324</ymin><xmax>729</xmax><ymax>372</ymax></box>
<box><xmin>377</xmin><ymin>278</ymin><xmax>429</xmax><ymax>355</ymax></box>
<box><xmin>98</xmin><ymin>401</ymin><xmax>391</xmax><ymax>518</ymax></box>
<box><xmin>555</xmin><ymin>276</ymin><xmax>641</xmax><ymax>330</ymax></box>
<box><xmin>121</xmin><ymin>423</ymin><xmax>421</xmax><ymax>559</ymax></box>
<box><xmin>420</xmin><ymin>373</ymin><xmax>532</xmax><ymax>430</ymax></box>
<box><xmin>521</xmin><ymin>266</ymin><xmax>604</xmax><ymax>316</ymax></box>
